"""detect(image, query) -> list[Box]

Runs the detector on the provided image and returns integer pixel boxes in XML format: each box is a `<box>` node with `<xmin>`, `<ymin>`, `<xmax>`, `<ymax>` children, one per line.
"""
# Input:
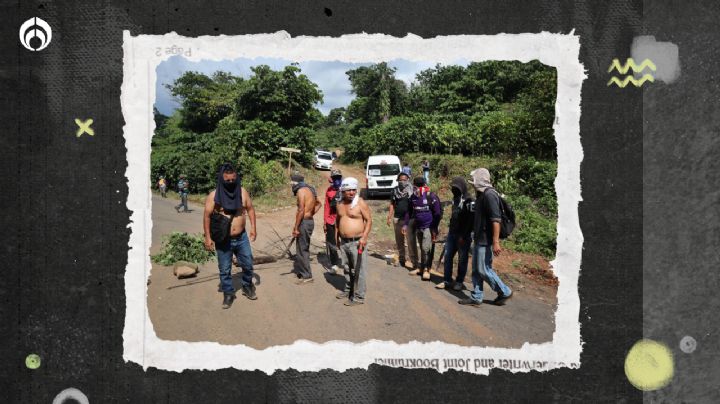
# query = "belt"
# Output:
<box><xmin>341</xmin><ymin>236</ymin><xmax>362</xmax><ymax>243</ymax></box>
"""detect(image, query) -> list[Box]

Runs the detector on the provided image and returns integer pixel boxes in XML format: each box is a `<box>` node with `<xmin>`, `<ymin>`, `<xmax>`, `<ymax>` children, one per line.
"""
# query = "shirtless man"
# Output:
<box><xmin>291</xmin><ymin>174</ymin><xmax>322</xmax><ymax>284</ymax></box>
<box><xmin>203</xmin><ymin>163</ymin><xmax>257</xmax><ymax>309</ymax></box>
<box><xmin>334</xmin><ymin>177</ymin><xmax>372</xmax><ymax>306</ymax></box>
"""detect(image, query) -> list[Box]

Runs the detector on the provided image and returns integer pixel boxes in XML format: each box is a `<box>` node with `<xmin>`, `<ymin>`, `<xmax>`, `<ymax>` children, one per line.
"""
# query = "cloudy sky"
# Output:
<box><xmin>154</xmin><ymin>56</ymin><xmax>467</xmax><ymax>116</ymax></box>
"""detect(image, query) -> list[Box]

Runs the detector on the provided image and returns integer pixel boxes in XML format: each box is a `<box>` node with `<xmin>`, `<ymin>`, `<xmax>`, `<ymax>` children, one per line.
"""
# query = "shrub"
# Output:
<box><xmin>151</xmin><ymin>232</ymin><xmax>216</xmax><ymax>265</ymax></box>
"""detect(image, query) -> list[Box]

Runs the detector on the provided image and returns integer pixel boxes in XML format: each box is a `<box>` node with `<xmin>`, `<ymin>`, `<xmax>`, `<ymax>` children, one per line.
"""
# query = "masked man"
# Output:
<box><xmin>435</xmin><ymin>177</ymin><xmax>474</xmax><ymax>290</ymax></box>
<box><xmin>203</xmin><ymin>163</ymin><xmax>257</xmax><ymax>309</ymax></box>
<box><xmin>402</xmin><ymin>177</ymin><xmax>442</xmax><ymax>281</ymax></box>
<box><xmin>324</xmin><ymin>169</ymin><xmax>343</xmax><ymax>274</ymax></box>
<box><xmin>387</xmin><ymin>172</ymin><xmax>418</xmax><ymax>270</ymax></box>
<box><xmin>458</xmin><ymin>168</ymin><xmax>513</xmax><ymax>307</ymax></box>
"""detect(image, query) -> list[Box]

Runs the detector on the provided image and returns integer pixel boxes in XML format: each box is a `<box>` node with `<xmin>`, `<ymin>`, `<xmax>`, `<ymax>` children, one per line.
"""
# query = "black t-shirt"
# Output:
<box><xmin>392</xmin><ymin>195</ymin><xmax>411</xmax><ymax>219</ymax></box>
<box><xmin>473</xmin><ymin>189</ymin><xmax>502</xmax><ymax>246</ymax></box>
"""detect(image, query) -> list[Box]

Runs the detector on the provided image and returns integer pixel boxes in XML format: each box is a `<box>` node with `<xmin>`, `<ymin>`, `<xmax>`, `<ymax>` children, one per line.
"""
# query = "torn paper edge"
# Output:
<box><xmin>121</xmin><ymin>31</ymin><xmax>585</xmax><ymax>375</ymax></box>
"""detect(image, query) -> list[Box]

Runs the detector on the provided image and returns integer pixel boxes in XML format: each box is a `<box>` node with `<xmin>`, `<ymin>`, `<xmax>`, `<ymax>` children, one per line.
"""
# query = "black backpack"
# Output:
<box><xmin>487</xmin><ymin>188</ymin><xmax>516</xmax><ymax>239</ymax></box>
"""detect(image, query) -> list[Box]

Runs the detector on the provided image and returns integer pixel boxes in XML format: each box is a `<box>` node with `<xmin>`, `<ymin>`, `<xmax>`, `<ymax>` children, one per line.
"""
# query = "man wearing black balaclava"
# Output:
<box><xmin>203</xmin><ymin>162</ymin><xmax>258</xmax><ymax>309</ymax></box>
<box><xmin>435</xmin><ymin>177</ymin><xmax>474</xmax><ymax>291</ymax></box>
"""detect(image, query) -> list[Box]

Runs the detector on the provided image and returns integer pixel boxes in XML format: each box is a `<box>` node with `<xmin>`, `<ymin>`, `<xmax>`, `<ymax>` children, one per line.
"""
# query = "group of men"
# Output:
<box><xmin>387</xmin><ymin>167</ymin><xmax>513</xmax><ymax>307</ymax></box>
<box><xmin>200</xmin><ymin>163</ymin><xmax>373</xmax><ymax>309</ymax></box>
<box><xmin>198</xmin><ymin>161</ymin><xmax>511</xmax><ymax>310</ymax></box>
<box><xmin>292</xmin><ymin>170</ymin><xmax>373</xmax><ymax>307</ymax></box>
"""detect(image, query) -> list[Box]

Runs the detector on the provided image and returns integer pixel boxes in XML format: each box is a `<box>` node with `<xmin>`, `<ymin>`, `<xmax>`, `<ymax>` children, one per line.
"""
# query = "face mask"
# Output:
<box><xmin>451</xmin><ymin>188</ymin><xmax>461</xmax><ymax>198</ymax></box>
<box><xmin>332</xmin><ymin>178</ymin><xmax>342</xmax><ymax>189</ymax></box>
<box><xmin>223</xmin><ymin>180</ymin><xmax>237</xmax><ymax>191</ymax></box>
<box><xmin>398</xmin><ymin>180</ymin><xmax>409</xmax><ymax>187</ymax></box>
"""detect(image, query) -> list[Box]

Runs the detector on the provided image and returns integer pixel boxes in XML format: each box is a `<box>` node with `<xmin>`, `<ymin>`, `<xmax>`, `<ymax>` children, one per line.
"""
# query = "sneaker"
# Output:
<box><xmin>493</xmin><ymin>291</ymin><xmax>513</xmax><ymax>306</ymax></box>
<box><xmin>422</xmin><ymin>270</ymin><xmax>431</xmax><ymax>281</ymax></box>
<box><xmin>408</xmin><ymin>269</ymin><xmax>421</xmax><ymax>276</ymax></box>
<box><xmin>336</xmin><ymin>291</ymin><xmax>350</xmax><ymax>299</ymax></box>
<box><xmin>435</xmin><ymin>281</ymin><xmax>447</xmax><ymax>289</ymax></box>
<box><xmin>344</xmin><ymin>299</ymin><xmax>364</xmax><ymax>307</ymax></box>
<box><xmin>295</xmin><ymin>277</ymin><xmax>314</xmax><ymax>285</ymax></box>
<box><xmin>242</xmin><ymin>285</ymin><xmax>257</xmax><ymax>300</ymax></box>
<box><xmin>222</xmin><ymin>294</ymin><xmax>236</xmax><ymax>309</ymax></box>
<box><xmin>452</xmin><ymin>282</ymin><xmax>464</xmax><ymax>291</ymax></box>
<box><xmin>458</xmin><ymin>298</ymin><xmax>481</xmax><ymax>307</ymax></box>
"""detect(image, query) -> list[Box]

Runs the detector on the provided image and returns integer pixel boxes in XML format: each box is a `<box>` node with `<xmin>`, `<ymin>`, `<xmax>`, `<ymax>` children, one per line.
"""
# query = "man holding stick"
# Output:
<box><xmin>335</xmin><ymin>177</ymin><xmax>372</xmax><ymax>306</ymax></box>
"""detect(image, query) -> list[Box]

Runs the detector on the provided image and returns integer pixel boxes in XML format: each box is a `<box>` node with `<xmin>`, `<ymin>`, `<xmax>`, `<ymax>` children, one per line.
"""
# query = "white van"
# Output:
<box><xmin>365</xmin><ymin>155</ymin><xmax>401</xmax><ymax>198</ymax></box>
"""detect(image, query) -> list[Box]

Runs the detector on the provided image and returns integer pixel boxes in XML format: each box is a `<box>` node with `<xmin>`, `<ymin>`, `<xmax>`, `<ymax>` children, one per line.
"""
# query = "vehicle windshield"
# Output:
<box><xmin>317</xmin><ymin>153</ymin><xmax>332</xmax><ymax>160</ymax></box>
<box><xmin>367</xmin><ymin>164</ymin><xmax>400</xmax><ymax>177</ymax></box>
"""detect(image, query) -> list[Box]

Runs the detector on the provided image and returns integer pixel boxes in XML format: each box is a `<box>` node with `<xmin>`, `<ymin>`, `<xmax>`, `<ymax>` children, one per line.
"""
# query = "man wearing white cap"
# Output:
<box><xmin>335</xmin><ymin>177</ymin><xmax>373</xmax><ymax>306</ymax></box>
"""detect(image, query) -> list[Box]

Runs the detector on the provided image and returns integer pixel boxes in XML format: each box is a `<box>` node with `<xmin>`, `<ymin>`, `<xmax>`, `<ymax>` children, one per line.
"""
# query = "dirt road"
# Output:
<box><xmin>148</xmin><ymin>183</ymin><xmax>557</xmax><ymax>349</ymax></box>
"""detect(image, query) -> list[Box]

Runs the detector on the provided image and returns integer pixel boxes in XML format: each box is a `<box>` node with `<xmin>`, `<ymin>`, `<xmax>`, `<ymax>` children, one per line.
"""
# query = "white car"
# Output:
<box><xmin>365</xmin><ymin>155</ymin><xmax>401</xmax><ymax>198</ymax></box>
<box><xmin>314</xmin><ymin>150</ymin><xmax>334</xmax><ymax>170</ymax></box>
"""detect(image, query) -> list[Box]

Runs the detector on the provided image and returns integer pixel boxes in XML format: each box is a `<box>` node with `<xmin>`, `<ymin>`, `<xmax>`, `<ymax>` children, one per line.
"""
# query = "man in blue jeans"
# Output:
<box><xmin>435</xmin><ymin>177</ymin><xmax>473</xmax><ymax>291</ymax></box>
<box><xmin>203</xmin><ymin>163</ymin><xmax>258</xmax><ymax>309</ymax></box>
<box><xmin>458</xmin><ymin>167</ymin><xmax>513</xmax><ymax>307</ymax></box>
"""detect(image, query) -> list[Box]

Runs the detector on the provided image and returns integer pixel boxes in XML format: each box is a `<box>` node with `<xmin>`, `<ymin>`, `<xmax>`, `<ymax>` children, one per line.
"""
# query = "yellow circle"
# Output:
<box><xmin>625</xmin><ymin>339</ymin><xmax>674</xmax><ymax>391</ymax></box>
<box><xmin>25</xmin><ymin>354</ymin><xmax>41</xmax><ymax>370</ymax></box>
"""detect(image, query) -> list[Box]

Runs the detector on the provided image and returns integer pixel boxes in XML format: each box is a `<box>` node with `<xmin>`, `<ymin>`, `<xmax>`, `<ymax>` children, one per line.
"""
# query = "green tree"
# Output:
<box><xmin>234</xmin><ymin>65</ymin><xmax>324</xmax><ymax>130</ymax></box>
<box><xmin>166</xmin><ymin>71</ymin><xmax>242</xmax><ymax>133</ymax></box>
<box><xmin>345</xmin><ymin>63</ymin><xmax>408</xmax><ymax>128</ymax></box>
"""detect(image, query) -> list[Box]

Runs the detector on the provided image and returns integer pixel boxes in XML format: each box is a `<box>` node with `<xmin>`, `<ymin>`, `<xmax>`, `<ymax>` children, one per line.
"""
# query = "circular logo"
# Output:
<box><xmin>25</xmin><ymin>353</ymin><xmax>41</xmax><ymax>369</ymax></box>
<box><xmin>19</xmin><ymin>17</ymin><xmax>52</xmax><ymax>51</ymax></box>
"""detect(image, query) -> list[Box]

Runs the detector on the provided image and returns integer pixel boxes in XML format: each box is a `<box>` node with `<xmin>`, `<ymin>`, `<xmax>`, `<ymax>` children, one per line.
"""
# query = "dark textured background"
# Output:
<box><xmin>0</xmin><ymin>0</ymin><xmax>712</xmax><ymax>402</ymax></box>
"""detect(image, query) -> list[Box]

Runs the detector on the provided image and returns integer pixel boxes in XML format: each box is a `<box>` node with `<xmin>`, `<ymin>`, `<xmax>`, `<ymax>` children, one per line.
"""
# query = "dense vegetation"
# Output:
<box><xmin>315</xmin><ymin>61</ymin><xmax>557</xmax><ymax>161</ymax></box>
<box><xmin>152</xmin><ymin>60</ymin><xmax>558</xmax><ymax>257</ymax></box>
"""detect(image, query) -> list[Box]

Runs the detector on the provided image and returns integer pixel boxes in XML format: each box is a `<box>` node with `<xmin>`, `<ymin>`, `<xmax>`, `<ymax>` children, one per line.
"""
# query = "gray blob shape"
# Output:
<box><xmin>631</xmin><ymin>35</ymin><xmax>680</xmax><ymax>83</ymax></box>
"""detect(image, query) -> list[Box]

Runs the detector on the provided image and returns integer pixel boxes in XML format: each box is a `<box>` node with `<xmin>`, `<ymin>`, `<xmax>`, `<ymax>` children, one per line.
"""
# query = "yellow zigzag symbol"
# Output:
<box><xmin>607</xmin><ymin>74</ymin><xmax>655</xmax><ymax>87</ymax></box>
<box><xmin>608</xmin><ymin>58</ymin><xmax>656</xmax><ymax>74</ymax></box>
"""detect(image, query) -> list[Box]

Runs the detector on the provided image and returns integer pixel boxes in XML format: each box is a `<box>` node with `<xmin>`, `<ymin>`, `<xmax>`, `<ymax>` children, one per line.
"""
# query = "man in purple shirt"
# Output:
<box><xmin>402</xmin><ymin>176</ymin><xmax>442</xmax><ymax>280</ymax></box>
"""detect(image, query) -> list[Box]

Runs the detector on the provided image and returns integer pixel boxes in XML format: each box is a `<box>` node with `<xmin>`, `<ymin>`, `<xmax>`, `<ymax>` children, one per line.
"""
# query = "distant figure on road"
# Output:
<box><xmin>175</xmin><ymin>174</ymin><xmax>190</xmax><ymax>212</ymax></box>
<box><xmin>335</xmin><ymin>177</ymin><xmax>372</xmax><ymax>306</ymax></box>
<box><xmin>324</xmin><ymin>169</ymin><xmax>344</xmax><ymax>275</ymax></box>
<box><xmin>435</xmin><ymin>177</ymin><xmax>474</xmax><ymax>291</ymax></box>
<box><xmin>401</xmin><ymin>162</ymin><xmax>412</xmax><ymax>177</ymax></box>
<box><xmin>291</xmin><ymin>173</ymin><xmax>322</xmax><ymax>284</ymax></box>
<box><xmin>402</xmin><ymin>176</ymin><xmax>442</xmax><ymax>281</ymax></box>
<box><xmin>387</xmin><ymin>172</ymin><xmax>418</xmax><ymax>270</ymax></box>
<box><xmin>458</xmin><ymin>167</ymin><xmax>513</xmax><ymax>307</ymax></box>
<box><xmin>158</xmin><ymin>176</ymin><xmax>167</xmax><ymax>198</ymax></box>
<box><xmin>203</xmin><ymin>163</ymin><xmax>257</xmax><ymax>309</ymax></box>
<box><xmin>421</xmin><ymin>159</ymin><xmax>430</xmax><ymax>185</ymax></box>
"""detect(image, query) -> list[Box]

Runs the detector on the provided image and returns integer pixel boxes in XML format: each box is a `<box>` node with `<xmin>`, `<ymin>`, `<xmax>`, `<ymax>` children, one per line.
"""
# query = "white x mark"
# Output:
<box><xmin>75</xmin><ymin>118</ymin><xmax>94</xmax><ymax>137</ymax></box>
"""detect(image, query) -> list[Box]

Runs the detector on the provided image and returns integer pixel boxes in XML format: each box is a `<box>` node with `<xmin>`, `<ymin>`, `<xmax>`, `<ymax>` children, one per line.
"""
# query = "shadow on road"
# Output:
<box><xmin>231</xmin><ymin>272</ymin><xmax>262</xmax><ymax>290</ymax></box>
<box><xmin>322</xmin><ymin>271</ymin><xmax>345</xmax><ymax>292</ymax></box>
